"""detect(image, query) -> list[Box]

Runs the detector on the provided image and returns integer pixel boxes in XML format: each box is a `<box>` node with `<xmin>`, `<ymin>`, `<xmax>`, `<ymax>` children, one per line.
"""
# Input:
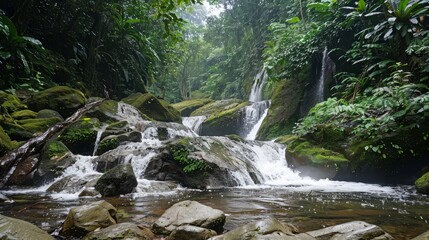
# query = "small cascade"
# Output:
<box><xmin>245</xmin><ymin>101</ymin><xmax>270</xmax><ymax>140</ymax></box>
<box><xmin>315</xmin><ymin>47</ymin><xmax>329</xmax><ymax>103</ymax></box>
<box><xmin>182</xmin><ymin>116</ymin><xmax>207</xmax><ymax>134</ymax></box>
<box><xmin>92</xmin><ymin>124</ymin><xmax>108</xmax><ymax>156</ymax></box>
<box><xmin>249</xmin><ymin>68</ymin><xmax>268</xmax><ymax>102</ymax></box>
<box><xmin>116</xmin><ymin>102</ymin><xmax>146</xmax><ymax>126</ymax></box>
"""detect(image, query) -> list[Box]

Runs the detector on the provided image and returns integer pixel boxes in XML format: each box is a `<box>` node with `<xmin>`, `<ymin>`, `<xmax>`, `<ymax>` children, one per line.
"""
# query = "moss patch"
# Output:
<box><xmin>122</xmin><ymin>93</ymin><xmax>181</xmax><ymax>122</ymax></box>
<box><xmin>0</xmin><ymin>126</ymin><xmax>14</xmax><ymax>156</ymax></box>
<box><xmin>190</xmin><ymin>99</ymin><xmax>243</xmax><ymax>117</ymax></box>
<box><xmin>59</xmin><ymin>118</ymin><xmax>99</xmax><ymax>155</ymax></box>
<box><xmin>85</xmin><ymin>99</ymin><xmax>119</xmax><ymax>122</ymax></box>
<box><xmin>172</xmin><ymin>98</ymin><xmax>213</xmax><ymax>117</ymax></box>
<box><xmin>45</xmin><ymin>140</ymin><xmax>70</xmax><ymax>159</ymax></box>
<box><xmin>169</xmin><ymin>143</ymin><xmax>211</xmax><ymax>175</ymax></box>
<box><xmin>416</xmin><ymin>172</ymin><xmax>429</xmax><ymax>194</ymax></box>
<box><xmin>11</xmin><ymin>110</ymin><xmax>37</xmax><ymax>120</ymax></box>
<box><xmin>97</xmin><ymin>138</ymin><xmax>120</xmax><ymax>155</ymax></box>
<box><xmin>205</xmin><ymin>102</ymin><xmax>249</xmax><ymax>126</ymax></box>
<box><xmin>0</xmin><ymin>91</ymin><xmax>27</xmax><ymax>115</ymax></box>
<box><xmin>18</xmin><ymin>118</ymin><xmax>62</xmax><ymax>133</ymax></box>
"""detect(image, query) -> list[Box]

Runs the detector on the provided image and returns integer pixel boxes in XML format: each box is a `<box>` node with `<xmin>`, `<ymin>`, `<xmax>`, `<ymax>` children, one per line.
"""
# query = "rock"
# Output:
<box><xmin>210</xmin><ymin>218</ymin><xmax>297</xmax><ymax>240</ymax></box>
<box><xmin>78</xmin><ymin>188</ymin><xmax>101</xmax><ymax>198</ymax></box>
<box><xmin>0</xmin><ymin>91</ymin><xmax>27</xmax><ymax>114</ymax></box>
<box><xmin>415</xmin><ymin>172</ymin><xmax>429</xmax><ymax>194</ymax></box>
<box><xmin>82</xmin><ymin>222</ymin><xmax>155</xmax><ymax>240</ymax></box>
<box><xmin>36</xmin><ymin>109</ymin><xmax>64</xmax><ymax>121</ymax></box>
<box><xmin>16</xmin><ymin>117</ymin><xmax>62</xmax><ymax>134</ymax></box>
<box><xmin>61</xmin><ymin>200</ymin><xmax>117</xmax><ymax>238</ymax></box>
<box><xmin>95</xmin><ymin>164</ymin><xmax>137</xmax><ymax>197</ymax></box>
<box><xmin>190</xmin><ymin>99</ymin><xmax>243</xmax><ymax>117</ymax></box>
<box><xmin>413</xmin><ymin>229</ymin><xmax>429</xmax><ymax>239</ymax></box>
<box><xmin>96</xmin><ymin>131</ymin><xmax>141</xmax><ymax>155</ymax></box>
<box><xmin>0</xmin><ymin>214</ymin><xmax>55</xmax><ymax>240</ymax></box>
<box><xmin>200</xmin><ymin>101</ymin><xmax>250</xmax><ymax>136</ymax></box>
<box><xmin>33</xmin><ymin>142</ymin><xmax>74</xmax><ymax>185</ymax></box>
<box><xmin>8</xmin><ymin>154</ymin><xmax>39</xmax><ymax>185</ymax></box>
<box><xmin>85</xmin><ymin>99</ymin><xmax>120</xmax><ymax>122</ymax></box>
<box><xmin>11</xmin><ymin>109</ymin><xmax>37</xmax><ymax>120</ymax></box>
<box><xmin>172</xmin><ymin>98</ymin><xmax>213</xmax><ymax>117</ymax></box>
<box><xmin>59</xmin><ymin>118</ymin><xmax>99</xmax><ymax>155</ymax></box>
<box><xmin>281</xmin><ymin>136</ymin><xmax>349</xmax><ymax>180</ymax></box>
<box><xmin>25</xmin><ymin>86</ymin><xmax>86</xmax><ymax>118</ymax></box>
<box><xmin>305</xmin><ymin>221</ymin><xmax>393</xmax><ymax>240</ymax></box>
<box><xmin>47</xmin><ymin>175</ymin><xmax>86</xmax><ymax>193</ymax></box>
<box><xmin>153</xmin><ymin>200</ymin><xmax>226</xmax><ymax>235</ymax></box>
<box><xmin>122</xmin><ymin>92</ymin><xmax>181</xmax><ymax>122</ymax></box>
<box><xmin>170</xmin><ymin>225</ymin><xmax>217</xmax><ymax>240</ymax></box>
<box><xmin>0</xmin><ymin>126</ymin><xmax>14</xmax><ymax>156</ymax></box>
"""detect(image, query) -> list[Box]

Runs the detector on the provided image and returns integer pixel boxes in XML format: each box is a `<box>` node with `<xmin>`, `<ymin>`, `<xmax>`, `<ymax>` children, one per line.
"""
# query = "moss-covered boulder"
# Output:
<box><xmin>96</xmin><ymin>131</ymin><xmax>141</xmax><ymax>155</ymax></box>
<box><xmin>0</xmin><ymin>91</ymin><xmax>27</xmax><ymax>115</ymax></box>
<box><xmin>37</xmin><ymin>109</ymin><xmax>64</xmax><ymax>121</ymax></box>
<box><xmin>0</xmin><ymin>214</ymin><xmax>55</xmax><ymax>240</ymax></box>
<box><xmin>200</xmin><ymin>101</ymin><xmax>250</xmax><ymax>136</ymax></box>
<box><xmin>85</xmin><ymin>99</ymin><xmax>119</xmax><ymax>122</ymax></box>
<box><xmin>25</xmin><ymin>86</ymin><xmax>86</xmax><ymax>118</ymax></box>
<box><xmin>190</xmin><ymin>99</ymin><xmax>243</xmax><ymax>117</ymax></box>
<box><xmin>0</xmin><ymin>126</ymin><xmax>14</xmax><ymax>156</ymax></box>
<box><xmin>122</xmin><ymin>93</ymin><xmax>181</xmax><ymax>122</ymax></box>
<box><xmin>11</xmin><ymin>109</ymin><xmax>37</xmax><ymax>120</ymax></box>
<box><xmin>415</xmin><ymin>172</ymin><xmax>429</xmax><ymax>194</ymax></box>
<box><xmin>59</xmin><ymin>118</ymin><xmax>99</xmax><ymax>155</ymax></box>
<box><xmin>17</xmin><ymin>117</ymin><xmax>62</xmax><ymax>133</ymax></box>
<box><xmin>172</xmin><ymin>98</ymin><xmax>213</xmax><ymax>117</ymax></box>
<box><xmin>95</xmin><ymin>164</ymin><xmax>138</xmax><ymax>197</ymax></box>
<box><xmin>258</xmin><ymin>78</ymin><xmax>305</xmax><ymax>140</ymax></box>
<box><xmin>279</xmin><ymin>135</ymin><xmax>349</xmax><ymax>179</ymax></box>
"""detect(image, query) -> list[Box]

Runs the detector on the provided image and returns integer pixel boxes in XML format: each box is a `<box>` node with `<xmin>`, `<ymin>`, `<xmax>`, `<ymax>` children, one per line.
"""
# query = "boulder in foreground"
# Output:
<box><xmin>0</xmin><ymin>214</ymin><xmax>54</xmax><ymax>240</ymax></box>
<box><xmin>83</xmin><ymin>222</ymin><xmax>154</xmax><ymax>240</ymax></box>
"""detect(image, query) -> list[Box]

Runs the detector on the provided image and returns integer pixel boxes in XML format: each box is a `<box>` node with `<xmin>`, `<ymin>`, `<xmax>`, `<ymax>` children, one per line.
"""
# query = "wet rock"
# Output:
<box><xmin>0</xmin><ymin>214</ymin><xmax>55</xmax><ymax>240</ymax></box>
<box><xmin>153</xmin><ymin>200</ymin><xmax>225</xmax><ymax>235</ymax></box>
<box><xmin>25</xmin><ymin>86</ymin><xmax>86</xmax><ymax>118</ymax></box>
<box><xmin>172</xmin><ymin>98</ymin><xmax>213</xmax><ymax>117</ymax></box>
<box><xmin>305</xmin><ymin>221</ymin><xmax>393</xmax><ymax>240</ymax></box>
<box><xmin>85</xmin><ymin>99</ymin><xmax>119</xmax><ymax>122</ymax></box>
<box><xmin>170</xmin><ymin>225</ymin><xmax>217</xmax><ymax>240</ymax></box>
<box><xmin>61</xmin><ymin>200</ymin><xmax>117</xmax><ymax>238</ymax></box>
<box><xmin>190</xmin><ymin>99</ymin><xmax>243</xmax><ymax>117</ymax></box>
<box><xmin>47</xmin><ymin>175</ymin><xmax>86</xmax><ymax>193</ymax></box>
<box><xmin>96</xmin><ymin>131</ymin><xmax>141</xmax><ymax>155</ymax></box>
<box><xmin>82</xmin><ymin>222</ymin><xmax>154</xmax><ymax>240</ymax></box>
<box><xmin>59</xmin><ymin>118</ymin><xmax>99</xmax><ymax>155</ymax></box>
<box><xmin>413</xmin><ymin>229</ymin><xmax>429</xmax><ymax>239</ymax></box>
<box><xmin>136</xmin><ymin>180</ymin><xmax>178</xmax><ymax>193</ymax></box>
<box><xmin>95</xmin><ymin>164</ymin><xmax>137</xmax><ymax>197</ymax></box>
<box><xmin>122</xmin><ymin>92</ymin><xmax>181</xmax><ymax>122</ymax></box>
<box><xmin>79</xmin><ymin>187</ymin><xmax>101</xmax><ymax>198</ymax></box>
<box><xmin>8</xmin><ymin>154</ymin><xmax>39</xmax><ymax>185</ymax></box>
<box><xmin>36</xmin><ymin>109</ymin><xmax>64</xmax><ymax>121</ymax></box>
<box><xmin>415</xmin><ymin>172</ymin><xmax>429</xmax><ymax>194</ymax></box>
<box><xmin>210</xmin><ymin>218</ymin><xmax>297</xmax><ymax>240</ymax></box>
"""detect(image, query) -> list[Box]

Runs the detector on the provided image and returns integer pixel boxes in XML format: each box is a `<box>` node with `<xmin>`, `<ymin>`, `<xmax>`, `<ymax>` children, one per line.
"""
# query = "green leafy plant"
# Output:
<box><xmin>170</xmin><ymin>145</ymin><xmax>211</xmax><ymax>174</ymax></box>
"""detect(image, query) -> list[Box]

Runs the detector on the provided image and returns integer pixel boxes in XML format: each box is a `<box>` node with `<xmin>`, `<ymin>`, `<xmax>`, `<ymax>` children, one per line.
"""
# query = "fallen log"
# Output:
<box><xmin>0</xmin><ymin>99</ymin><xmax>104</xmax><ymax>188</ymax></box>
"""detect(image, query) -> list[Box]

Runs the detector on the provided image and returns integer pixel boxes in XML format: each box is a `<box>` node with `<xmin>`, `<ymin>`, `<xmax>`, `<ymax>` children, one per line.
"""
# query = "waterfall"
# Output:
<box><xmin>242</xmin><ymin>68</ymin><xmax>270</xmax><ymax>139</ymax></box>
<box><xmin>92</xmin><ymin>124</ymin><xmax>108</xmax><ymax>156</ymax></box>
<box><xmin>315</xmin><ymin>47</ymin><xmax>329</xmax><ymax>103</ymax></box>
<box><xmin>182</xmin><ymin>116</ymin><xmax>207</xmax><ymax>134</ymax></box>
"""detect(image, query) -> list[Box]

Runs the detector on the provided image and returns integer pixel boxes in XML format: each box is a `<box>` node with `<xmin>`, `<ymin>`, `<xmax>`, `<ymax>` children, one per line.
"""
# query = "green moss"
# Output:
<box><xmin>0</xmin><ymin>126</ymin><xmax>13</xmax><ymax>156</ymax></box>
<box><xmin>172</xmin><ymin>98</ymin><xmax>213</xmax><ymax>116</ymax></box>
<box><xmin>11</xmin><ymin>110</ymin><xmax>37</xmax><ymax>120</ymax></box>
<box><xmin>36</xmin><ymin>109</ymin><xmax>64</xmax><ymax>121</ymax></box>
<box><xmin>106</xmin><ymin>121</ymin><xmax>128</xmax><ymax>131</ymax></box>
<box><xmin>0</xmin><ymin>91</ymin><xmax>27</xmax><ymax>115</ymax></box>
<box><xmin>205</xmin><ymin>102</ymin><xmax>249</xmax><ymax>126</ymax></box>
<box><xmin>226</xmin><ymin>134</ymin><xmax>244</xmax><ymax>142</ymax></box>
<box><xmin>46</xmin><ymin>141</ymin><xmax>69</xmax><ymax>159</ymax></box>
<box><xmin>169</xmin><ymin>144</ymin><xmax>211</xmax><ymax>175</ymax></box>
<box><xmin>122</xmin><ymin>93</ymin><xmax>181</xmax><ymax>122</ymax></box>
<box><xmin>17</xmin><ymin>117</ymin><xmax>62</xmax><ymax>133</ymax></box>
<box><xmin>416</xmin><ymin>172</ymin><xmax>429</xmax><ymax>194</ymax></box>
<box><xmin>58</xmin><ymin>118</ymin><xmax>99</xmax><ymax>154</ymax></box>
<box><xmin>275</xmin><ymin>135</ymin><xmax>299</xmax><ymax>145</ymax></box>
<box><xmin>97</xmin><ymin>138</ymin><xmax>120</xmax><ymax>155</ymax></box>
<box><xmin>190</xmin><ymin>99</ymin><xmax>243</xmax><ymax>117</ymax></box>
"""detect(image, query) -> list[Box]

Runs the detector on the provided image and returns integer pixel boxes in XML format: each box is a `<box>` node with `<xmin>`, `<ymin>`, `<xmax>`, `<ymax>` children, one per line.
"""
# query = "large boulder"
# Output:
<box><xmin>0</xmin><ymin>126</ymin><xmax>16</xmax><ymax>156</ymax></box>
<box><xmin>82</xmin><ymin>222</ymin><xmax>155</xmax><ymax>240</ymax></box>
<box><xmin>11</xmin><ymin>109</ymin><xmax>37</xmax><ymax>120</ymax></box>
<box><xmin>25</xmin><ymin>86</ymin><xmax>86</xmax><ymax>118</ymax></box>
<box><xmin>190</xmin><ymin>99</ymin><xmax>243</xmax><ymax>117</ymax></box>
<box><xmin>85</xmin><ymin>99</ymin><xmax>120</xmax><ymax>122</ymax></box>
<box><xmin>8</xmin><ymin>154</ymin><xmax>39</xmax><ymax>185</ymax></box>
<box><xmin>59</xmin><ymin>118</ymin><xmax>99</xmax><ymax>155</ymax></box>
<box><xmin>415</xmin><ymin>172</ymin><xmax>429</xmax><ymax>194</ymax></box>
<box><xmin>122</xmin><ymin>93</ymin><xmax>181</xmax><ymax>122</ymax></box>
<box><xmin>95</xmin><ymin>164</ymin><xmax>137</xmax><ymax>197</ymax></box>
<box><xmin>306</xmin><ymin>221</ymin><xmax>393</xmax><ymax>240</ymax></box>
<box><xmin>209</xmin><ymin>218</ymin><xmax>298</xmax><ymax>240</ymax></box>
<box><xmin>61</xmin><ymin>200</ymin><xmax>117</xmax><ymax>238</ymax></box>
<box><xmin>47</xmin><ymin>175</ymin><xmax>87</xmax><ymax>193</ymax></box>
<box><xmin>0</xmin><ymin>214</ymin><xmax>54</xmax><ymax>240</ymax></box>
<box><xmin>172</xmin><ymin>98</ymin><xmax>213</xmax><ymax>117</ymax></box>
<box><xmin>413</xmin><ymin>229</ymin><xmax>429</xmax><ymax>239</ymax></box>
<box><xmin>36</xmin><ymin>109</ymin><xmax>64</xmax><ymax>121</ymax></box>
<box><xmin>0</xmin><ymin>91</ymin><xmax>27</xmax><ymax>114</ymax></box>
<box><xmin>170</xmin><ymin>225</ymin><xmax>217</xmax><ymax>240</ymax></box>
<box><xmin>153</xmin><ymin>200</ymin><xmax>226</xmax><ymax>235</ymax></box>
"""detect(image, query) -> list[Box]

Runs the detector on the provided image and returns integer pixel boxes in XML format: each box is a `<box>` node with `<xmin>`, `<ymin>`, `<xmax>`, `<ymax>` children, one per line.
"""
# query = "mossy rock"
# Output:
<box><xmin>201</xmin><ymin>102</ymin><xmax>250</xmax><ymax>136</ymax></box>
<box><xmin>258</xmin><ymin>77</ymin><xmax>305</xmax><ymax>140</ymax></box>
<box><xmin>85</xmin><ymin>99</ymin><xmax>119</xmax><ymax>123</ymax></box>
<box><xmin>172</xmin><ymin>98</ymin><xmax>213</xmax><ymax>117</ymax></box>
<box><xmin>0</xmin><ymin>126</ymin><xmax>14</xmax><ymax>156</ymax></box>
<box><xmin>122</xmin><ymin>93</ymin><xmax>181</xmax><ymax>122</ymax></box>
<box><xmin>59</xmin><ymin>118</ymin><xmax>100</xmax><ymax>155</ymax></box>
<box><xmin>226</xmin><ymin>134</ymin><xmax>244</xmax><ymax>142</ymax></box>
<box><xmin>283</xmin><ymin>136</ymin><xmax>349</xmax><ymax>179</ymax></box>
<box><xmin>37</xmin><ymin>109</ymin><xmax>64</xmax><ymax>121</ymax></box>
<box><xmin>416</xmin><ymin>172</ymin><xmax>429</xmax><ymax>194</ymax></box>
<box><xmin>17</xmin><ymin>117</ymin><xmax>62</xmax><ymax>133</ymax></box>
<box><xmin>190</xmin><ymin>99</ymin><xmax>243</xmax><ymax>117</ymax></box>
<box><xmin>25</xmin><ymin>86</ymin><xmax>86</xmax><ymax>118</ymax></box>
<box><xmin>11</xmin><ymin>110</ymin><xmax>37</xmax><ymax>120</ymax></box>
<box><xmin>0</xmin><ymin>91</ymin><xmax>27</xmax><ymax>115</ymax></box>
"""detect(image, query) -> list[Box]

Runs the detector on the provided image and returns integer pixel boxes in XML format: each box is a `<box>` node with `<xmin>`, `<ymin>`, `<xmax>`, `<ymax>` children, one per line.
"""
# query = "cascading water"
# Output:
<box><xmin>242</xmin><ymin>68</ymin><xmax>271</xmax><ymax>139</ymax></box>
<box><xmin>182</xmin><ymin>116</ymin><xmax>207</xmax><ymax>134</ymax></box>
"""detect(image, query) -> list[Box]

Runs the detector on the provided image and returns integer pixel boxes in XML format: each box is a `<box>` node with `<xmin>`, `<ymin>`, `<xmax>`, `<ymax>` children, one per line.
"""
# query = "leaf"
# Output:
<box><xmin>357</xmin><ymin>0</ymin><xmax>366</xmax><ymax>12</ymax></box>
<box><xmin>286</xmin><ymin>17</ymin><xmax>301</xmax><ymax>24</ymax></box>
<box><xmin>384</xmin><ymin>28</ymin><xmax>393</xmax><ymax>40</ymax></box>
<box><xmin>0</xmin><ymin>51</ymin><xmax>11</xmax><ymax>59</ymax></box>
<box><xmin>22</xmin><ymin>36</ymin><xmax>42</xmax><ymax>46</ymax></box>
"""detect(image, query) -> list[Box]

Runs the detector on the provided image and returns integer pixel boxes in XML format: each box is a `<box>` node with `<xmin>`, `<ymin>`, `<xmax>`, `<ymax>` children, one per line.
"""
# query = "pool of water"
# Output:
<box><xmin>1</xmin><ymin>185</ymin><xmax>429</xmax><ymax>239</ymax></box>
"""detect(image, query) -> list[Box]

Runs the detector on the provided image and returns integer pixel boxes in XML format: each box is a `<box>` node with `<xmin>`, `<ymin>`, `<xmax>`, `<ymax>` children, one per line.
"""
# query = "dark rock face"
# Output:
<box><xmin>153</xmin><ymin>200</ymin><xmax>226</xmax><ymax>235</ymax></box>
<box><xmin>25</xmin><ymin>86</ymin><xmax>86</xmax><ymax>118</ymax></box>
<box><xmin>58</xmin><ymin>118</ymin><xmax>99</xmax><ymax>155</ymax></box>
<box><xmin>8</xmin><ymin>154</ymin><xmax>39</xmax><ymax>185</ymax></box>
<box><xmin>82</xmin><ymin>222</ymin><xmax>155</xmax><ymax>240</ymax></box>
<box><xmin>61</xmin><ymin>200</ymin><xmax>117</xmax><ymax>238</ymax></box>
<box><xmin>0</xmin><ymin>214</ymin><xmax>54</xmax><ymax>240</ymax></box>
<box><xmin>95</xmin><ymin>164</ymin><xmax>137</xmax><ymax>197</ymax></box>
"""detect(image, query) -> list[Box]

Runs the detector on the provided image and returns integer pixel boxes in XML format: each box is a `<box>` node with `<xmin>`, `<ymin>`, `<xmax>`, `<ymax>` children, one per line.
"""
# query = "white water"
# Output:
<box><xmin>92</xmin><ymin>124</ymin><xmax>108</xmax><ymax>156</ymax></box>
<box><xmin>315</xmin><ymin>47</ymin><xmax>329</xmax><ymax>103</ymax></box>
<box><xmin>182</xmin><ymin>116</ymin><xmax>207</xmax><ymax>134</ymax></box>
<box><xmin>245</xmin><ymin>101</ymin><xmax>270</xmax><ymax>140</ymax></box>
<box><xmin>249</xmin><ymin>68</ymin><xmax>268</xmax><ymax>102</ymax></box>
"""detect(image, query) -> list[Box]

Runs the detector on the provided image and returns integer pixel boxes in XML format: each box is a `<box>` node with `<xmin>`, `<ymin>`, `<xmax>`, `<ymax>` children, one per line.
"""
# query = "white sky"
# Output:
<box><xmin>203</xmin><ymin>1</ymin><xmax>224</xmax><ymax>17</ymax></box>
